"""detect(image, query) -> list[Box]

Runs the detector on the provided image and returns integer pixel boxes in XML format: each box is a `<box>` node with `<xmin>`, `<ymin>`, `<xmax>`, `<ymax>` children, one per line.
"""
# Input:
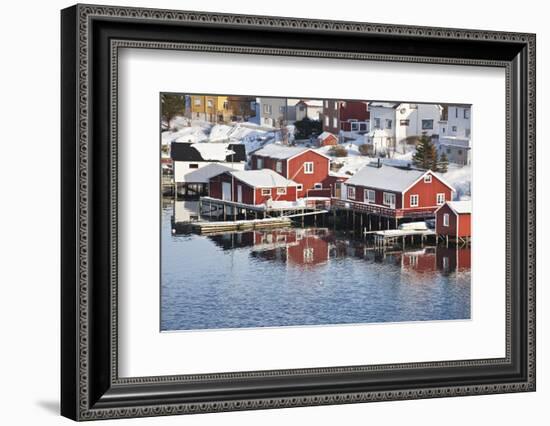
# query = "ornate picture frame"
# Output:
<box><xmin>61</xmin><ymin>4</ymin><xmax>536</xmax><ymax>421</ymax></box>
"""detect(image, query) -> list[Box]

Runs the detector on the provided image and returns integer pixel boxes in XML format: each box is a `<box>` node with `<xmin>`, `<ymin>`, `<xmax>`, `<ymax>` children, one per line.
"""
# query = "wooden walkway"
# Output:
<box><xmin>371</xmin><ymin>228</ymin><xmax>436</xmax><ymax>247</ymax></box>
<box><xmin>191</xmin><ymin>217</ymin><xmax>292</xmax><ymax>234</ymax></box>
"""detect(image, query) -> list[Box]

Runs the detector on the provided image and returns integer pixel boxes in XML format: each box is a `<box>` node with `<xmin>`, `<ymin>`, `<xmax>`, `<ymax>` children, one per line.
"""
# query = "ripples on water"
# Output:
<box><xmin>161</xmin><ymin>202</ymin><xmax>471</xmax><ymax>331</ymax></box>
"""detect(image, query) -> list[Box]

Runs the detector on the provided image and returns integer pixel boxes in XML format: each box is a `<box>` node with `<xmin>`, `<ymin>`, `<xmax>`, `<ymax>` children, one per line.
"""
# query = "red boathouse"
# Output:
<box><xmin>209</xmin><ymin>169</ymin><xmax>298</xmax><ymax>205</ymax></box>
<box><xmin>250</xmin><ymin>145</ymin><xmax>331</xmax><ymax>198</ymax></box>
<box><xmin>341</xmin><ymin>164</ymin><xmax>455</xmax><ymax>219</ymax></box>
<box><xmin>435</xmin><ymin>200</ymin><xmax>472</xmax><ymax>241</ymax></box>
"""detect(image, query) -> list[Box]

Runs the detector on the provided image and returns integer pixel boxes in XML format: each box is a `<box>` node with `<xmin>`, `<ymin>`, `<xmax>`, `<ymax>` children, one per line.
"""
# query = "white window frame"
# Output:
<box><xmin>421</xmin><ymin>119</ymin><xmax>434</xmax><ymax>130</ymax></box>
<box><xmin>436</xmin><ymin>193</ymin><xmax>446</xmax><ymax>205</ymax></box>
<box><xmin>347</xmin><ymin>186</ymin><xmax>356</xmax><ymax>200</ymax></box>
<box><xmin>385</xmin><ymin>119</ymin><xmax>393</xmax><ymax>129</ymax></box>
<box><xmin>304</xmin><ymin>162</ymin><xmax>314</xmax><ymax>174</ymax></box>
<box><xmin>324</xmin><ymin>116</ymin><xmax>329</xmax><ymax>126</ymax></box>
<box><xmin>424</xmin><ymin>174</ymin><xmax>432</xmax><ymax>183</ymax></box>
<box><xmin>261</xmin><ymin>188</ymin><xmax>271</xmax><ymax>196</ymax></box>
<box><xmin>194</xmin><ymin>97</ymin><xmax>201</xmax><ymax>106</ymax></box>
<box><xmin>410</xmin><ymin>194</ymin><xmax>419</xmax><ymax>207</ymax></box>
<box><xmin>443</xmin><ymin>213</ymin><xmax>450</xmax><ymax>227</ymax></box>
<box><xmin>296</xmin><ymin>184</ymin><xmax>303</xmax><ymax>191</ymax></box>
<box><xmin>383</xmin><ymin>192</ymin><xmax>396</xmax><ymax>208</ymax></box>
<box><xmin>364</xmin><ymin>189</ymin><xmax>375</xmax><ymax>204</ymax></box>
<box><xmin>464</xmin><ymin>109</ymin><xmax>470</xmax><ymax>119</ymax></box>
<box><xmin>333</xmin><ymin>101</ymin><xmax>338</xmax><ymax>111</ymax></box>
<box><xmin>313</xmin><ymin>183</ymin><xmax>323</xmax><ymax>189</ymax></box>
<box><xmin>324</xmin><ymin>100</ymin><xmax>328</xmax><ymax>108</ymax></box>
<box><xmin>275</xmin><ymin>161</ymin><xmax>282</xmax><ymax>173</ymax></box>
<box><xmin>374</xmin><ymin>118</ymin><xmax>381</xmax><ymax>129</ymax></box>
<box><xmin>276</xmin><ymin>187</ymin><xmax>287</xmax><ymax>195</ymax></box>
<box><xmin>256</xmin><ymin>157</ymin><xmax>263</xmax><ymax>169</ymax></box>
<box><xmin>332</xmin><ymin>117</ymin><xmax>337</xmax><ymax>128</ymax></box>
<box><xmin>263</xmin><ymin>104</ymin><xmax>272</xmax><ymax>114</ymax></box>
<box><xmin>207</xmin><ymin>99</ymin><xmax>213</xmax><ymax>108</ymax></box>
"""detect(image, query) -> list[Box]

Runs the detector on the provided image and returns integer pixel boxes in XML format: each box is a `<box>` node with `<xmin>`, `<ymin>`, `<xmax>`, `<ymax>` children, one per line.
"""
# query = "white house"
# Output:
<box><xmin>395</xmin><ymin>103</ymin><xmax>443</xmax><ymax>142</ymax></box>
<box><xmin>250</xmin><ymin>98</ymin><xmax>288</xmax><ymax>128</ymax></box>
<box><xmin>437</xmin><ymin>104</ymin><xmax>472</xmax><ymax>165</ymax></box>
<box><xmin>170</xmin><ymin>142</ymin><xmax>247</xmax><ymax>189</ymax></box>
<box><xmin>365</xmin><ymin>102</ymin><xmax>398</xmax><ymax>154</ymax></box>
<box><xmin>291</xmin><ymin>99</ymin><xmax>323</xmax><ymax>121</ymax></box>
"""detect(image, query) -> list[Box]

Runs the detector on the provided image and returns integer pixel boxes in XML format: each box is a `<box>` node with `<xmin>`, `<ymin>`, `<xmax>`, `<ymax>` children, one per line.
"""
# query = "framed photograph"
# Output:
<box><xmin>61</xmin><ymin>4</ymin><xmax>536</xmax><ymax>421</ymax></box>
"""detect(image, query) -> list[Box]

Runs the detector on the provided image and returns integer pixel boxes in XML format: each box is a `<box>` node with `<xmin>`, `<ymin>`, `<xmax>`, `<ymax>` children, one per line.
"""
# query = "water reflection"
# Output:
<box><xmin>161</xmin><ymin>198</ymin><xmax>471</xmax><ymax>331</ymax></box>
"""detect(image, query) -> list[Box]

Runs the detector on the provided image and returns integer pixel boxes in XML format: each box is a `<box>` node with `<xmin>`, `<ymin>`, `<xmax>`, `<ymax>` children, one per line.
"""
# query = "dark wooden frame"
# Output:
<box><xmin>61</xmin><ymin>3</ymin><xmax>536</xmax><ymax>421</ymax></box>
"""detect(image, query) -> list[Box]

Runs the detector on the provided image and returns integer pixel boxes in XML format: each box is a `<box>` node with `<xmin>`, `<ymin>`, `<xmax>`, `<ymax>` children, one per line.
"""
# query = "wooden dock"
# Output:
<box><xmin>371</xmin><ymin>228</ymin><xmax>436</xmax><ymax>247</ymax></box>
<box><xmin>190</xmin><ymin>217</ymin><xmax>292</xmax><ymax>234</ymax></box>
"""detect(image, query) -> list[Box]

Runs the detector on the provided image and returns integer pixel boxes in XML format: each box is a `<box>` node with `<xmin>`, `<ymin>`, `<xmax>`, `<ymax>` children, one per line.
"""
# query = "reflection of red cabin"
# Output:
<box><xmin>344</xmin><ymin>164</ymin><xmax>455</xmax><ymax>219</ymax></box>
<box><xmin>250</xmin><ymin>145</ymin><xmax>331</xmax><ymax>198</ymax></box>
<box><xmin>209</xmin><ymin>169</ymin><xmax>298</xmax><ymax>205</ymax></box>
<box><xmin>317</xmin><ymin>131</ymin><xmax>338</xmax><ymax>147</ymax></box>
<box><xmin>435</xmin><ymin>201</ymin><xmax>471</xmax><ymax>239</ymax></box>
<box><xmin>287</xmin><ymin>234</ymin><xmax>329</xmax><ymax>266</ymax></box>
<box><xmin>401</xmin><ymin>249</ymin><xmax>436</xmax><ymax>273</ymax></box>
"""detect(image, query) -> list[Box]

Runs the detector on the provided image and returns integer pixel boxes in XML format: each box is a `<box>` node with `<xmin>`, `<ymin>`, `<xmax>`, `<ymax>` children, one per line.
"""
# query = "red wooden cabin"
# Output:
<box><xmin>342</xmin><ymin>164</ymin><xmax>454</xmax><ymax>219</ymax></box>
<box><xmin>435</xmin><ymin>201</ymin><xmax>472</xmax><ymax>239</ymax></box>
<box><xmin>209</xmin><ymin>169</ymin><xmax>298</xmax><ymax>205</ymax></box>
<box><xmin>250</xmin><ymin>145</ymin><xmax>331</xmax><ymax>198</ymax></box>
<box><xmin>317</xmin><ymin>131</ymin><xmax>338</xmax><ymax>147</ymax></box>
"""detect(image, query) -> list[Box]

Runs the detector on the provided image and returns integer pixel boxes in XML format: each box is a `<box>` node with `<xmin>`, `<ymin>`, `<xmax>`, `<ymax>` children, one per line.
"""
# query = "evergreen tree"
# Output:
<box><xmin>412</xmin><ymin>135</ymin><xmax>438</xmax><ymax>170</ymax></box>
<box><xmin>438</xmin><ymin>152</ymin><xmax>449</xmax><ymax>173</ymax></box>
<box><xmin>161</xmin><ymin>93</ymin><xmax>186</xmax><ymax>126</ymax></box>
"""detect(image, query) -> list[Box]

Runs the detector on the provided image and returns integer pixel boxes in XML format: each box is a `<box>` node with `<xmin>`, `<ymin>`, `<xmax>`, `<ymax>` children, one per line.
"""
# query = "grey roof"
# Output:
<box><xmin>346</xmin><ymin>164</ymin><xmax>426</xmax><ymax>192</ymax></box>
<box><xmin>183</xmin><ymin>163</ymin><xmax>235</xmax><ymax>184</ymax></box>
<box><xmin>229</xmin><ymin>169</ymin><xmax>298</xmax><ymax>188</ymax></box>
<box><xmin>253</xmin><ymin>144</ymin><xmax>309</xmax><ymax>160</ymax></box>
<box><xmin>446</xmin><ymin>201</ymin><xmax>471</xmax><ymax>214</ymax></box>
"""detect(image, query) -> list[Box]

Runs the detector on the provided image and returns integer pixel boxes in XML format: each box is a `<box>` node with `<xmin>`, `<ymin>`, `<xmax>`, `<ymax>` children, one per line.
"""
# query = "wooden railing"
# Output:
<box><xmin>331</xmin><ymin>198</ymin><xmax>436</xmax><ymax>219</ymax></box>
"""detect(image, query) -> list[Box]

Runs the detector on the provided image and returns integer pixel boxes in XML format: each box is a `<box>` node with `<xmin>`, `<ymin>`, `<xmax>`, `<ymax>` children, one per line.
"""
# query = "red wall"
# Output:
<box><xmin>436</xmin><ymin>204</ymin><xmax>458</xmax><ymax>236</ymax></box>
<box><xmin>255</xmin><ymin>185</ymin><xmax>297</xmax><ymax>204</ymax></box>
<box><xmin>458</xmin><ymin>213</ymin><xmax>471</xmax><ymax>238</ymax></box>
<box><xmin>319</xmin><ymin>134</ymin><xmax>338</xmax><ymax>146</ymax></box>
<box><xmin>403</xmin><ymin>173</ymin><xmax>453</xmax><ymax>209</ymax></box>
<box><xmin>287</xmin><ymin>235</ymin><xmax>329</xmax><ymax>266</ymax></box>
<box><xmin>288</xmin><ymin>150</ymin><xmax>330</xmax><ymax>198</ymax></box>
<box><xmin>347</xmin><ymin>185</ymin><xmax>402</xmax><ymax>209</ymax></box>
<box><xmin>340</xmin><ymin>101</ymin><xmax>370</xmax><ymax>122</ymax></box>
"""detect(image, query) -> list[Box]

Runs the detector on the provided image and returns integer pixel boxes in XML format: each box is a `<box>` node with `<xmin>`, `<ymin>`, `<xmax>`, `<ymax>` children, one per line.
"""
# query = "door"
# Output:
<box><xmin>383</xmin><ymin>192</ymin><xmax>396</xmax><ymax>209</ymax></box>
<box><xmin>222</xmin><ymin>182</ymin><xmax>232</xmax><ymax>201</ymax></box>
<box><xmin>237</xmin><ymin>185</ymin><xmax>243</xmax><ymax>203</ymax></box>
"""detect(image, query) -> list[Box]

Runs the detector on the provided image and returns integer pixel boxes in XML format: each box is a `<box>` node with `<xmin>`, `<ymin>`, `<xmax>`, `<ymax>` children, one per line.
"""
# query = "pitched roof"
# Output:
<box><xmin>346</xmin><ymin>164</ymin><xmax>426</xmax><ymax>192</ymax></box>
<box><xmin>228</xmin><ymin>169</ymin><xmax>298</xmax><ymax>188</ymax></box>
<box><xmin>170</xmin><ymin>142</ymin><xmax>246</xmax><ymax>162</ymax></box>
<box><xmin>183</xmin><ymin>163</ymin><xmax>235</xmax><ymax>184</ymax></box>
<box><xmin>318</xmin><ymin>131</ymin><xmax>337</xmax><ymax>141</ymax></box>
<box><xmin>252</xmin><ymin>144</ymin><xmax>309</xmax><ymax>159</ymax></box>
<box><xmin>445</xmin><ymin>200</ymin><xmax>472</xmax><ymax>214</ymax></box>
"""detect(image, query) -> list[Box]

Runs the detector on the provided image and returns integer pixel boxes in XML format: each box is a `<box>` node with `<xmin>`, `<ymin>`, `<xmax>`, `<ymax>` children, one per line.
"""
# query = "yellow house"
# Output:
<box><xmin>189</xmin><ymin>95</ymin><xmax>231</xmax><ymax>123</ymax></box>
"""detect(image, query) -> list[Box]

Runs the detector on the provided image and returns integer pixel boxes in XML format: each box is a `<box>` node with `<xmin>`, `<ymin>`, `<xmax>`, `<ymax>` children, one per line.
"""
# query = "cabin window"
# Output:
<box><xmin>303</xmin><ymin>247</ymin><xmax>314</xmax><ymax>263</ymax></box>
<box><xmin>333</xmin><ymin>101</ymin><xmax>338</xmax><ymax>111</ymax></box>
<box><xmin>422</xmin><ymin>119</ymin><xmax>434</xmax><ymax>130</ymax></box>
<box><xmin>263</xmin><ymin>104</ymin><xmax>272</xmax><ymax>114</ymax></box>
<box><xmin>314</xmin><ymin>183</ymin><xmax>323</xmax><ymax>189</ymax></box>
<box><xmin>194</xmin><ymin>97</ymin><xmax>201</xmax><ymax>106</ymax></box>
<box><xmin>207</xmin><ymin>99</ymin><xmax>213</xmax><ymax>108</ymax></box>
<box><xmin>385</xmin><ymin>119</ymin><xmax>393</xmax><ymax>129</ymax></box>
<box><xmin>325</xmin><ymin>116</ymin><xmax>329</xmax><ymax>126</ymax></box>
<box><xmin>324</xmin><ymin>100</ymin><xmax>328</xmax><ymax>108</ymax></box>
<box><xmin>400</xmin><ymin>119</ymin><xmax>410</xmax><ymax>126</ymax></box>
<box><xmin>297</xmin><ymin>184</ymin><xmax>303</xmax><ymax>191</ymax></box>
<box><xmin>351</xmin><ymin>122</ymin><xmax>359</xmax><ymax>131</ymax></box>
<box><xmin>276</xmin><ymin>161</ymin><xmax>282</xmax><ymax>173</ymax></box>
<box><xmin>374</xmin><ymin>118</ymin><xmax>381</xmax><ymax>129</ymax></box>
<box><xmin>365</xmin><ymin>189</ymin><xmax>375</xmax><ymax>204</ymax></box>
<box><xmin>464</xmin><ymin>109</ymin><xmax>470</xmax><ymax>119</ymax></box>
<box><xmin>443</xmin><ymin>213</ymin><xmax>450</xmax><ymax>227</ymax></box>
<box><xmin>410</xmin><ymin>194</ymin><xmax>419</xmax><ymax>207</ymax></box>
<box><xmin>304</xmin><ymin>162</ymin><xmax>314</xmax><ymax>174</ymax></box>
<box><xmin>261</xmin><ymin>188</ymin><xmax>271</xmax><ymax>196</ymax></box>
<box><xmin>383</xmin><ymin>192</ymin><xmax>396</xmax><ymax>208</ymax></box>
<box><xmin>437</xmin><ymin>193</ymin><xmax>446</xmax><ymax>205</ymax></box>
<box><xmin>332</xmin><ymin>117</ymin><xmax>338</xmax><ymax>128</ymax></box>
<box><xmin>347</xmin><ymin>186</ymin><xmax>356</xmax><ymax>200</ymax></box>
<box><xmin>424</xmin><ymin>174</ymin><xmax>432</xmax><ymax>183</ymax></box>
<box><xmin>276</xmin><ymin>187</ymin><xmax>287</xmax><ymax>195</ymax></box>
<box><xmin>452</xmin><ymin>125</ymin><xmax>458</xmax><ymax>132</ymax></box>
<box><xmin>189</xmin><ymin>163</ymin><xmax>199</xmax><ymax>169</ymax></box>
<box><xmin>256</xmin><ymin>158</ymin><xmax>263</xmax><ymax>169</ymax></box>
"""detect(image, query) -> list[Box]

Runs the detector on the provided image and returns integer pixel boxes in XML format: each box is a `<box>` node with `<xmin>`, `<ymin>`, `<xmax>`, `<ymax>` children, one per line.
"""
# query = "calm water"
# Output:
<box><xmin>161</xmin><ymin>200</ymin><xmax>471</xmax><ymax>331</ymax></box>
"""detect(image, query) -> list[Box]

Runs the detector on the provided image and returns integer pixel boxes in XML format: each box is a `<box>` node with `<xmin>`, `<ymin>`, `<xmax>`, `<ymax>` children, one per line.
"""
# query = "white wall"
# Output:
<box><xmin>0</xmin><ymin>1</ymin><xmax>547</xmax><ymax>425</ymax></box>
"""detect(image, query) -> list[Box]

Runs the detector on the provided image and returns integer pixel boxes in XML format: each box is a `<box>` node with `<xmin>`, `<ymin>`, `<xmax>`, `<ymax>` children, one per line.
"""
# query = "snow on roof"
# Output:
<box><xmin>191</xmin><ymin>143</ymin><xmax>235</xmax><ymax>161</ymax></box>
<box><xmin>229</xmin><ymin>169</ymin><xmax>298</xmax><ymax>188</ymax></box>
<box><xmin>253</xmin><ymin>144</ymin><xmax>309</xmax><ymax>159</ymax></box>
<box><xmin>318</xmin><ymin>131</ymin><xmax>336</xmax><ymax>141</ymax></box>
<box><xmin>183</xmin><ymin>163</ymin><xmax>235</xmax><ymax>184</ymax></box>
<box><xmin>368</xmin><ymin>101</ymin><xmax>399</xmax><ymax>108</ymax></box>
<box><xmin>446</xmin><ymin>200</ymin><xmax>472</xmax><ymax>214</ymax></box>
<box><xmin>346</xmin><ymin>164</ymin><xmax>425</xmax><ymax>192</ymax></box>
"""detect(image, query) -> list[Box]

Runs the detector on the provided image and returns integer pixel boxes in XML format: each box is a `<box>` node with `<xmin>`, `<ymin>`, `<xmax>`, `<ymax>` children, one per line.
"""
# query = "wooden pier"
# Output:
<box><xmin>190</xmin><ymin>217</ymin><xmax>292</xmax><ymax>234</ymax></box>
<box><xmin>371</xmin><ymin>228</ymin><xmax>437</xmax><ymax>248</ymax></box>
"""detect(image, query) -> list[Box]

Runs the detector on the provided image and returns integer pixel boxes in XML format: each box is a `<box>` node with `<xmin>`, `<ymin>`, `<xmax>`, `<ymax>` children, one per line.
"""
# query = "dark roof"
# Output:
<box><xmin>170</xmin><ymin>142</ymin><xmax>246</xmax><ymax>162</ymax></box>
